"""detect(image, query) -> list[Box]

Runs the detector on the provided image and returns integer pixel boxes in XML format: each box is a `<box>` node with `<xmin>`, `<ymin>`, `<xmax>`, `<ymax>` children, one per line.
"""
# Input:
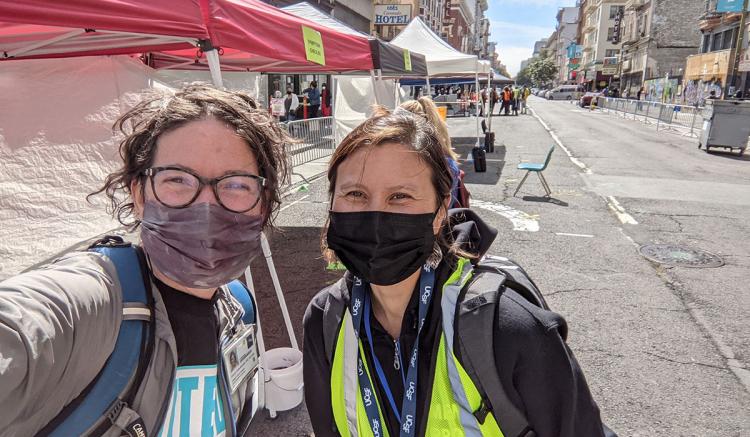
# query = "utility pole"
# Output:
<box><xmin>727</xmin><ymin>0</ymin><xmax>749</xmax><ymax>97</ymax></box>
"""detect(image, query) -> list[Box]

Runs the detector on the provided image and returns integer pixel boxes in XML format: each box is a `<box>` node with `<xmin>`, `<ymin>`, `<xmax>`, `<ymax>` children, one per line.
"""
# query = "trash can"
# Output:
<box><xmin>472</xmin><ymin>146</ymin><xmax>486</xmax><ymax>172</ymax></box>
<box><xmin>699</xmin><ymin>100</ymin><xmax>750</xmax><ymax>156</ymax></box>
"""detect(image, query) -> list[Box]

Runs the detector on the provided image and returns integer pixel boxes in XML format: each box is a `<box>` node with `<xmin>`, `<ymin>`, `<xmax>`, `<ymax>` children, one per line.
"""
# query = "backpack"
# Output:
<box><xmin>456</xmin><ymin>170</ymin><xmax>471</xmax><ymax>209</ymax></box>
<box><xmin>37</xmin><ymin>235</ymin><xmax>256</xmax><ymax>437</ymax></box>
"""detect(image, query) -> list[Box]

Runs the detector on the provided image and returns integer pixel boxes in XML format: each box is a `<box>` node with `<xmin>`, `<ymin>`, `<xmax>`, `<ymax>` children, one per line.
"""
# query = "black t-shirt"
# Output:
<box><xmin>155</xmin><ymin>277</ymin><xmax>219</xmax><ymax>366</ymax></box>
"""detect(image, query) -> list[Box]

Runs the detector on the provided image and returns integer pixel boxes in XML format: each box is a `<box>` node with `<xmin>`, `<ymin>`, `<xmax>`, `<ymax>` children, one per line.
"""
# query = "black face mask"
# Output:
<box><xmin>327</xmin><ymin>210</ymin><xmax>437</xmax><ymax>286</ymax></box>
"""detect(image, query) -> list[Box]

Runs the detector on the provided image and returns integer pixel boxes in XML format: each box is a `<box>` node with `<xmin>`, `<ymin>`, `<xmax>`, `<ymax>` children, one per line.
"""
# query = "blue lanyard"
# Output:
<box><xmin>350</xmin><ymin>265</ymin><xmax>436</xmax><ymax>437</ymax></box>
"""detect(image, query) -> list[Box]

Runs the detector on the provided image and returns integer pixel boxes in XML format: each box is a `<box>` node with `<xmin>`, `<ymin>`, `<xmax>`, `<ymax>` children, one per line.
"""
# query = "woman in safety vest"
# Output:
<box><xmin>303</xmin><ymin>107</ymin><xmax>614</xmax><ymax>437</ymax></box>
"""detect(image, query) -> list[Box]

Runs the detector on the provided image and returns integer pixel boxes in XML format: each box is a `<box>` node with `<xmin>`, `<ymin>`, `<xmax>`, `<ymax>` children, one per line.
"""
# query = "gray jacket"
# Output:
<box><xmin>0</xmin><ymin>251</ymin><xmax>257</xmax><ymax>436</ymax></box>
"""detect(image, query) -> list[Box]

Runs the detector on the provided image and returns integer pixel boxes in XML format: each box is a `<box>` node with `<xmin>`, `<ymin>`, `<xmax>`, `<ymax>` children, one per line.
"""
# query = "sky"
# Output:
<box><xmin>487</xmin><ymin>0</ymin><xmax>578</xmax><ymax>77</ymax></box>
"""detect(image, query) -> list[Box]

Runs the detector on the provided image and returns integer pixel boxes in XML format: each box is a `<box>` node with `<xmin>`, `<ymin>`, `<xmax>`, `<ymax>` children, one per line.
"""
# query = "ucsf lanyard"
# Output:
<box><xmin>349</xmin><ymin>265</ymin><xmax>436</xmax><ymax>437</ymax></box>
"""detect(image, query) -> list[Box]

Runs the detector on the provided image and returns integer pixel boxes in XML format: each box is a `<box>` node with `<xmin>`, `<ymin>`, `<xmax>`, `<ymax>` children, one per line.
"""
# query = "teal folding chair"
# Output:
<box><xmin>513</xmin><ymin>145</ymin><xmax>554</xmax><ymax>197</ymax></box>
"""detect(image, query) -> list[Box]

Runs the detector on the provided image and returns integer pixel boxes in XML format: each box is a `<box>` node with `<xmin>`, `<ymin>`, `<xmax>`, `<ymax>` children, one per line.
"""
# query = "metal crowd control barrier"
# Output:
<box><xmin>596</xmin><ymin>97</ymin><xmax>703</xmax><ymax>138</ymax></box>
<box><xmin>283</xmin><ymin>116</ymin><xmax>336</xmax><ymax>167</ymax></box>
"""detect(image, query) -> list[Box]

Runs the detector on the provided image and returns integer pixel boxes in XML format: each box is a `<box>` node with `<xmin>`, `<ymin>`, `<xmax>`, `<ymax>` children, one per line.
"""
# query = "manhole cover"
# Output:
<box><xmin>639</xmin><ymin>244</ymin><xmax>724</xmax><ymax>268</ymax></box>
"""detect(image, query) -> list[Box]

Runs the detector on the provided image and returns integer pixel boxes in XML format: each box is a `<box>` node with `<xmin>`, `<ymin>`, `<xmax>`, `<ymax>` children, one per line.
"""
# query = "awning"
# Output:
<box><xmin>280</xmin><ymin>2</ymin><xmax>426</xmax><ymax>76</ymax></box>
<box><xmin>0</xmin><ymin>0</ymin><xmax>373</xmax><ymax>72</ymax></box>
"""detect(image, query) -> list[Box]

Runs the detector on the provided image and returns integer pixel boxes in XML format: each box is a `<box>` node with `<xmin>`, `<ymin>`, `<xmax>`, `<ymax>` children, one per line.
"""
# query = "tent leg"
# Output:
<box><xmin>370</xmin><ymin>70</ymin><xmax>380</xmax><ymax>105</ymax></box>
<box><xmin>206</xmin><ymin>48</ymin><xmax>224</xmax><ymax>88</ymax></box>
<box><xmin>425</xmin><ymin>76</ymin><xmax>431</xmax><ymax>97</ymax></box>
<box><xmin>475</xmin><ymin>73</ymin><xmax>481</xmax><ymax>147</ymax></box>
<box><xmin>486</xmin><ymin>71</ymin><xmax>492</xmax><ymax>133</ymax></box>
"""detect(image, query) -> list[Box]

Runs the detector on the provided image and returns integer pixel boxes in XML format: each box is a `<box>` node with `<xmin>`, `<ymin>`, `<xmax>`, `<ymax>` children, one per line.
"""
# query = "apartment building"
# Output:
<box><xmin>554</xmin><ymin>6</ymin><xmax>581</xmax><ymax>84</ymax></box>
<box><xmin>619</xmin><ymin>0</ymin><xmax>704</xmax><ymax>96</ymax></box>
<box><xmin>578</xmin><ymin>0</ymin><xmax>627</xmax><ymax>90</ymax></box>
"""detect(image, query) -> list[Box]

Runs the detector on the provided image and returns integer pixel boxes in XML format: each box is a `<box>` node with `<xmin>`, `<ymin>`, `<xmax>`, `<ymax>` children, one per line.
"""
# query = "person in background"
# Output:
<box><xmin>501</xmin><ymin>86</ymin><xmax>512</xmax><ymax>116</ymax></box>
<box><xmin>321</xmin><ymin>82</ymin><xmax>332</xmax><ymax>117</ymax></box>
<box><xmin>303</xmin><ymin>80</ymin><xmax>321</xmax><ymax>118</ymax></box>
<box><xmin>512</xmin><ymin>86</ymin><xmax>520</xmax><ymax>116</ymax></box>
<box><xmin>520</xmin><ymin>85</ymin><xmax>531</xmax><ymax>114</ymax></box>
<box><xmin>399</xmin><ymin>97</ymin><xmax>462</xmax><ymax>208</ymax></box>
<box><xmin>490</xmin><ymin>86</ymin><xmax>499</xmax><ymax>116</ymax></box>
<box><xmin>285</xmin><ymin>86</ymin><xmax>300</xmax><ymax>122</ymax></box>
<box><xmin>479</xmin><ymin>86</ymin><xmax>487</xmax><ymax>116</ymax></box>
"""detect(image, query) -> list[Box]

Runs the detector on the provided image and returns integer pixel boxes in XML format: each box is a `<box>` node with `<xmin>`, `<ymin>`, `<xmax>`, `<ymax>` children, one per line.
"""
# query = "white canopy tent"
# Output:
<box><xmin>390</xmin><ymin>17</ymin><xmax>487</xmax><ymax>145</ymax></box>
<box><xmin>391</xmin><ymin>17</ymin><xmax>480</xmax><ymax>76</ymax></box>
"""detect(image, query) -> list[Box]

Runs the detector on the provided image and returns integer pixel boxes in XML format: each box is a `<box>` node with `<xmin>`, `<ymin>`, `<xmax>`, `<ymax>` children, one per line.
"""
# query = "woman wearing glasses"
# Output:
<box><xmin>0</xmin><ymin>84</ymin><xmax>288</xmax><ymax>436</ymax></box>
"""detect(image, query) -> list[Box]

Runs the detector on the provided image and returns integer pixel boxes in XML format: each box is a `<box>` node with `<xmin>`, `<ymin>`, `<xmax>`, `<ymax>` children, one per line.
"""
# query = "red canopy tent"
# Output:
<box><xmin>0</xmin><ymin>0</ymin><xmax>374</xmax><ymax>81</ymax></box>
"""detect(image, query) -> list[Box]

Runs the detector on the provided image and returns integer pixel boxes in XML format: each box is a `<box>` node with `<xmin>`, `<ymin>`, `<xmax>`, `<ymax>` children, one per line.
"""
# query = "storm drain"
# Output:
<box><xmin>639</xmin><ymin>244</ymin><xmax>724</xmax><ymax>268</ymax></box>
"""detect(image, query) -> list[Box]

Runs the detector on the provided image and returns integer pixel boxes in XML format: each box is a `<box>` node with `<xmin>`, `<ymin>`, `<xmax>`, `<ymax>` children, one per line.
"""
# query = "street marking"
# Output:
<box><xmin>279</xmin><ymin>195</ymin><xmax>310</xmax><ymax>212</ymax></box>
<box><xmin>555</xmin><ymin>232</ymin><xmax>594</xmax><ymax>238</ymax></box>
<box><xmin>606</xmin><ymin>196</ymin><xmax>638</xmax><ymax>225</ymax></box>
<box><xmin>529</xmin><ymin>107</ymin><xmax>639</xmax><ymax>227</ymax></box>
<box><xmin>529</xmin><ymin>107</ymin><xmax>592</xmax><ymax>174</ymax></box>
<box><xmin>471</xmin><ymin>199</ymin><xmax>539</xmax><ymax>232</ymax></box>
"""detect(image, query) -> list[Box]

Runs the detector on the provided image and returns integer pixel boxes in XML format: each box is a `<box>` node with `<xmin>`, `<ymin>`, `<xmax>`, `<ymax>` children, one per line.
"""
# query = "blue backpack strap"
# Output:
<box><xmin>227</xmin><ymin>279</ymin><xmax>256</xmax><ymax>324</ymax></box>
<box><xmin>41</xmin><ymin>236</ymin><xmax>153</xmax><ymax>437</ymax></box>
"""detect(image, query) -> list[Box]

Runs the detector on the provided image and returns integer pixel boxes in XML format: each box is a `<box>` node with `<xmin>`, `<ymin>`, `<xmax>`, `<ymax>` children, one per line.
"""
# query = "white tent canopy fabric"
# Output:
<box><xmin>390</xmin><ymin>17</ymin><xmax>480</xmax><ymax>76</ymax></box>
<box><xmin>332</xmin><ymin>75</ymin><xmax>400</xmax><ymax>146</ymax></box>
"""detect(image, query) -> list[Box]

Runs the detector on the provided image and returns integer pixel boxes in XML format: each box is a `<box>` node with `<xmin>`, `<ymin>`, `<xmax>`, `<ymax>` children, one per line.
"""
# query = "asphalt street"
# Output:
<box><xmin>249</xmin><ymin>100</ymin><xmax>750</xmax><ymax>436</ymax></box>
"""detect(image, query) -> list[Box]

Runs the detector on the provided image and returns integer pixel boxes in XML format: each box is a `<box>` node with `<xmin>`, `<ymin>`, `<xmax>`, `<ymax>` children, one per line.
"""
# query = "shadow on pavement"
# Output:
<box><xmin>704</xmin><ymin>149</ymin><xmax>750</xmax><ymax>161</ymax></box>
<box><xmin>521</xmin><ymin>195</ymin><xmax>569</xmax><ymax>206</ymax></box>
<box><xmin>451</xmin><ymin>136</ymin><xmax>507</xmax><ymax>186</ymax></box>
<box><xmin>249</xmin><ymin>226</ymin><xmax>342</xmax><ymax>351</ymax></box>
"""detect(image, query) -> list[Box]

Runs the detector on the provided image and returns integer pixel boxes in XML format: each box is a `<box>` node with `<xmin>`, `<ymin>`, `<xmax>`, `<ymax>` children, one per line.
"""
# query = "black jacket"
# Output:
<box><xmin>303</xmin><ymin>210</ymin><xmax>608</xmax><ymax>437</ymax></box>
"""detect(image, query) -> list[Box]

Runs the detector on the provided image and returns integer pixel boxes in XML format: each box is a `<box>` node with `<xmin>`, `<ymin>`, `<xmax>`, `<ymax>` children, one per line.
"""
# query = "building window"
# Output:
<box><xmin>609</xmin><ymin>5</ymin><xmax>620</xmax><ymax>19</ymax></box>
<box><xmin>722</xmin><ymin>28</ymin><xmax>735</xmax><ymax>50</ymax></box>
<box><xmin>702</xmin><ymin>34</ymin><xmax>710</xmax><ymax>53</ymax></box>
<box><xmin>605</xmin><ymin>49</ymin><xmax>620</xmax><ymax>58</ymax></box>
<box><xmin>607</xmin><ymin>27</ymin><xmax>615</xmax><ymax>41</ymax></box>
<box><xmin>712</xmin><ymin>32</ymin><xmax>723</xmax><ymax>51</ymax></box>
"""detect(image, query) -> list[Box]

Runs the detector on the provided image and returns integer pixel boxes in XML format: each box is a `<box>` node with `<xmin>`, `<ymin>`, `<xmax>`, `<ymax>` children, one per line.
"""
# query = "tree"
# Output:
<box><xmin>515</xmin><ymin>67</ymin><xmax>533</xmax><ymax>86</ymax></box>
<box><xmin>527</xmin><ymin>57</ymin><xmax>558</xmax><ymax>87</ymax></box>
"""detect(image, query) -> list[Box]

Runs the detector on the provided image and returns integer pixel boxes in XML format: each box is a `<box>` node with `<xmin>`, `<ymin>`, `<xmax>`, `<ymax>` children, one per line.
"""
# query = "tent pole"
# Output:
<box><xmin>425</xmin><ymin>76</ymin><xmax>431</xmax><ymax>97</ymax></box>
<box><xmin>475</xmin><ymin>72</ymin><xmax>480</xmax><ymax>147</ymax></box>
<box><xmin>206</xmin><ymin>48</ymin><xmax>224</xmax><ymax>88</ymax></box>
<box><xmin>486</xmin><ymin>71</ymin><xmax>493</xmax><ymax>133</ymax></box>
<box><xmin>370</xmin><ymin>70</ymin><xmax>380</xmax><ymax>105</ymax></box>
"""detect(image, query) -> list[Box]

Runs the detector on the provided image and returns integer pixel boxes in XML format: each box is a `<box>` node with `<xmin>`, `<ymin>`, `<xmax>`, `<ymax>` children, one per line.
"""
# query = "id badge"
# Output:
<box><xmin>222</xmin><ymin>324</ymin><xmax>259</xmax><ymax>394</ymax></box>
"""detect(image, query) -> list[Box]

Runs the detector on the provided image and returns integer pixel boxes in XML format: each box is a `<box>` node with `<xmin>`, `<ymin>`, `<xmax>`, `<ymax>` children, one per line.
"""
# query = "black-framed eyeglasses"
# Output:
<box><xmin>143</xmin><ymin>166</ymin><xmax>266</xmax><ymax>213</ymax></box>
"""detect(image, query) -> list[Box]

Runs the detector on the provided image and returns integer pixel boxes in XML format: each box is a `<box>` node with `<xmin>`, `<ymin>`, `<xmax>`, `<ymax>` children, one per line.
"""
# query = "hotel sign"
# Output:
<box><xmin>374</xmin><ymin>4</ymin><xmax>412</xmax><ymax>25</ymax></box>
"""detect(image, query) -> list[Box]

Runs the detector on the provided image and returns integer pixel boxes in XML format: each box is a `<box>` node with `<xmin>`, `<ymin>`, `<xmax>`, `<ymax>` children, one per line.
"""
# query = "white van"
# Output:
<box><xmin>547</xmin><ymin>85</ymin><xmax>583</xmax><ymax>101</ymax></box>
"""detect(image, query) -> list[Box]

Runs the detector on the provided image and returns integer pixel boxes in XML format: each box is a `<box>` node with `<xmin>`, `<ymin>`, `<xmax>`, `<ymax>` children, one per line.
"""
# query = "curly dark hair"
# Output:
<box><xmin>89</xmin><ymin>83</ymin><xmax>290</xmax><ymax>230</ymax></box>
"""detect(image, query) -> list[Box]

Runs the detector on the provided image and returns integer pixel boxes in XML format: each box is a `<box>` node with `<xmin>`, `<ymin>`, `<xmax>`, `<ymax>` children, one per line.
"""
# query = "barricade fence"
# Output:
<box><xmin>282</xmin><ymin>116</ymin><xmax>335</xmax><ymax>168</ymax></box>
<box><xmin>595</xmin><ymin>97</ymin><xmax>704</xmax><ymax>137</ymax></box>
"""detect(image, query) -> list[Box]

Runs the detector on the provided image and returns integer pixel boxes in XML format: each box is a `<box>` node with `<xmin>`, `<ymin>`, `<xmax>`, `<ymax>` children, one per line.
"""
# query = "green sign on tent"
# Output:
<box><xmin>302</xmin><ymin>26</ymin><xmax>326</xmax><ymax>66</ymax></box>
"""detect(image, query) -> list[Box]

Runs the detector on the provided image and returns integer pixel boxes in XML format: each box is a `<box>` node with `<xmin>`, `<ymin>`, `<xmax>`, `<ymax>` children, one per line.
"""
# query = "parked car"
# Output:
<box><xmin>547</xmin><ymin>85</ymin><xmax>584</xmax><ymax>101</ymax></box>
<box><xmin>579</xmin><ymin>91</ymin><xmax>603</xmax><ymax>107</ymax></box>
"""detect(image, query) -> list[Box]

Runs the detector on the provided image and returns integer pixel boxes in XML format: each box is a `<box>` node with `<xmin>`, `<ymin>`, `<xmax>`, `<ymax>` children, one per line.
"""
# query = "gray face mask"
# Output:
<box><xmin>140</xmin><ymin>201</ymin><xmax>263</xmax><ymax>289</ymax></box>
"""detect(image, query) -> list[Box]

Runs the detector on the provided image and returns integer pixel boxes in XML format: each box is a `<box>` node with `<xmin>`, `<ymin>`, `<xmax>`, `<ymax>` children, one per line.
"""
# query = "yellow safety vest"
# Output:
<box><xmin>330</xmin><ymin>258</ymin><xmax>505</xmax><ymax>437</ymax></box>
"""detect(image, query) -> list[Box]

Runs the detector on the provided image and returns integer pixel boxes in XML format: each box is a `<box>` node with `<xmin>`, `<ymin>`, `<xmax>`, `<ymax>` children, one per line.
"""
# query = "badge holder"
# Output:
<box><xmin>244</xmin><ymin>233</ymin><xmax>303</xmax><ymax>419</ymax></box>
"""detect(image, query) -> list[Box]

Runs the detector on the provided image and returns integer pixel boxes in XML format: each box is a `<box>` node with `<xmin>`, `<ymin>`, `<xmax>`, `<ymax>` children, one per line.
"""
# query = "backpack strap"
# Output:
<box><xmin>227</xmin><ymin>280</ymin><xmax>256</xmax><ymax>325</ymax></box>
<box><xmin>455</xmin><ymin>261</ymin><xmax>538</xmax><ymax>437</ymax></box>
<box><xmin>39</xmin><ymin>236</ymin><xmax>155</xmax><ymax>437</ymax></box>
